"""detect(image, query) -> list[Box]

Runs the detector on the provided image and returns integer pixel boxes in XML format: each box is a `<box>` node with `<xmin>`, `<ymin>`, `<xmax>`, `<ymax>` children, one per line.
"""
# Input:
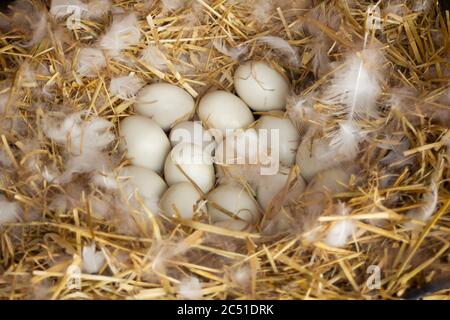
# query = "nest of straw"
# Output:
<box><xmin>0</xmin><ymin>0</ymin><xmax>449</xmax><ymax>300</ymax></box>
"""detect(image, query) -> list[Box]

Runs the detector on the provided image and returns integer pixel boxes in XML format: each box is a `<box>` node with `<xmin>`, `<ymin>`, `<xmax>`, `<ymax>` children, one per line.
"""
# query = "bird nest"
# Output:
<box><xmin>0</xmin><ymin>0</ymin><xmax>449</xmax><ymax>300</ymax></box>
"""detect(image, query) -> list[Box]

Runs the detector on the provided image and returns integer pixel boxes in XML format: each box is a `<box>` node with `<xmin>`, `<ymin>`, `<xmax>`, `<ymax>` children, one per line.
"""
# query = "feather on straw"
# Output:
<box><xmin>178</xmin><ymin>276</ymin><xmax>203</xmax><ymax>299</ymax></box>
<box><xmin>99</xmin><ymin>13</ymin><xmax>140</xmax><ymax>57</ymax></box>
<box><xmin>82</xmin><ymin>244</ymin><xmax>106</xmax><ymax>274</ymax></box>
<box><xmin>213</xmin><ymin>39</ymin><xmax>248</xmax><ymax>61</ymax></box>
<box><xmin>321</xmin><ymin>48</ymin><xmax>385</xmax><ymax>119</ymax></box>
<box><xmin>257</xmin><ymin>36</ymin><xmax>299</xmax><ymax>67</ymax></box>
<box><xmin>109</xmin><ymin>74</ymin><xmax>144</xmax><ymax>100</ymax></box>
<box><xmin>406</xmin><ymin>182</ymin><xmax>438</xmax><ymax>223</ymax></box>
<box><xmin>0</xmin><ymin>196</ymin><xmax>21</xmax><ymax>225</ymax></box>
<box><xmin>76</xmin><ymin>47</ymin><xmax>107</xmax><ymax>77</ymax></box>
<box><xmin>324</xmin><ymin>202</ymin><xmax>355</xmax><ymax>248</ymax></box>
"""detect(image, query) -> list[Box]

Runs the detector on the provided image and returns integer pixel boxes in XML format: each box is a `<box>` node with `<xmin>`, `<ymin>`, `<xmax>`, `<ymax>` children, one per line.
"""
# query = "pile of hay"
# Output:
<box><xmin>0</xmin><ymin>0</ymin><xmax>449</xmax><ymax>300</ymax></box>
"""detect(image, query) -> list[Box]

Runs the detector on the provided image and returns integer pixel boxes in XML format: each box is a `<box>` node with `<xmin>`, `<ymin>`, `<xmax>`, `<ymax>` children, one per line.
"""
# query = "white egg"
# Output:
<box><xmin>160</xmin><ymin>182</ymin><xmax>203</xmax><ymax>219</ymax></box>
<box><xmin>164</xmin><ymin>143</ymin><xmax>215</xmax><ymax>193</ymax></box>
<box><xmin>257</xmin><ymin>114</ymin><xmax>300</xmax><ymax>166</ymax></box>
<box><xmin>119</xmin><ymin>165</ymin><xmax>167</xmax><ymax>208</ymax></box>
<box><xmin>169</xmin><ymin>121</ymin><xmax>215</xmax><ymax>153</ymax></box>
<box><xmin>256</xmin><ymin>169</ymin><xmax>306</xmax><ymax>211</ymax></box>
<box><xmin>309</xmin><ymin>166</ymin><xmax>352</xmax><ymax>194</ymax></box>
<box><xmin>207</xmin><ymin>184</ymin><xmax>260</xmax><ymax>224</ymax></box>
<box><xmin>120</xmin><ymin>115</ymin><xmax>171</xmax><ymax>173</ymax></box>
<box><xmin>214</xmin><ymin>219</ymin><xmax>252</xmax><ymax>232</ymax></box>
<box><xmin>304</xmin><ymin>166</ymin><xmax>352</xmax><ymax>218</ymax></box>
<box><xmin>135</xmin><ymin>83</ymin><xmax>195</xmax><ymax>131</ymax></box>
<box><xmin>214</xmin><ymin>128</ymin><xmax>259</xmax><ymax>165</ymax></box>
<box><xmin>198</xmin><ymin>90</ymin><xmax>254</xmax><ymax>134</ymax></box>
<box><xmin>234</xmin><ymin>61</ymin><xmax>290</xmax><ymax>111</ymax></box>
<box><xmin>256</xmin><ymin>172</ymin><xmax>288</xmax><ymax>211</ymax></box>
<box><xmin>296</xmin><ymin>135</ymin><xmax>344</xmax><ymax>182</ymax></box>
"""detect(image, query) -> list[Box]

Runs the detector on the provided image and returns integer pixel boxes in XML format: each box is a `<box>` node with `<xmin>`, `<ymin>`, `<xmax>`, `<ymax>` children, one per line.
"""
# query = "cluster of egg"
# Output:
<box><xmin>119</xmin><ymin>61</ymin><xmax>337</xmax><ymax>232</ymax></box>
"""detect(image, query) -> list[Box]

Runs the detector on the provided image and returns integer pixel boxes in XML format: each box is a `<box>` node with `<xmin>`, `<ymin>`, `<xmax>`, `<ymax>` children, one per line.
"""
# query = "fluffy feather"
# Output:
<box><xmin>43</xmin><ymin>112</ymin><xmax>115</xmax><ymax>183</ymax></box>
<box><xmin>20</xmin><ymin>62</ymin><xmax>37</xmax><ymax>87</ymax></box>
<box><xmin>406</xmin><ymin>182</ymin><xmax>438</xmax><ymax>223</ymax></box>
<box><xmin>213</xmin><ymin>39</ymin><xmax>248</xmax><ymax>61</ymax></box>
<box><xmin>89</xmin><ymin>195</ymin><xmax>113</xmax><ymax>220</ymax></box>
<box><xmin>22</xmin><ymin>11</ymin><xmax>48</xmax><ymax>48</ymax></box>
<box><xmin>382</xmin><ymin>0</ymin><xmax>407</xmax><ymax>16</ymax></box>
<box><xmin>231</xmin><ymin>265</ymin><xmax>251</xmax><ymax>287</ymax></box>
<box><xmin>412</xmin><ymin>0</ymin><xmax>433</xmax><ymax>13</ymax></box>
<box><xmin>303</xmin><ymin>2</ymin><xmax>341</xmax><ymax>36</ymax></box>
<box><xmin>178</xmin><ymin>276</ymin><xmax>203</xmax><ymax>299</ymax></box>
<box><xmin>322</xmin><ymin>48</ymin><xmax>385</xmax><ymax>119</ymax></box>
<box><xmin>286</xmin><ymin>93</ymin><xmax>328</xmax><ymax>130</ymax></box>
<box><xmin>82</xmin><ymin>244</ymin><xmax>106</xmax><ymax>274</ymax></box>
<box><xmin>44</xmin><ymin>112</ymin><xmax>114</xmax><ymax>155</ymax></box>
<box><xmin>182</xmin><ymin>0</ymin><xmax>205</xmax><ymax>26</ymax></box>
<box><xmin>109</xmin><ymin>74</ymin><xmax>144</xmax><ymax>100</ymax></box>
<box><xmin>251</xmin><ymin>0</ymin><xmax>272</xmax><ymax>24</ymax></box>
<box><xmin>257</xmin><ymin>36</ymin><xmax>299</xmax><ymax>67</ymax></box>
<box><xmin>51</xmin><ymin>0</ymin><xmax>111</xmax><ymax>21</ymax></box>
<box><xmin>327</xmin><ymin>120</ymin><xmax>364</xmax><ymax>160</ymax></box>
<box><xmin>0</xmin><ymin>148</ymin><xmax>13</xmax><ymax>168</ymax></box>
<box><xmin>91</xmin><ymin>170</ymin><xmax>119</xmax><ymax>190</ymax></box>
<box><xmin>305</xmin><ymin>37</ymin><xmax>331</xmax><ymax>77</ymax></box>
<box><xmin>99</xmin><ymin>13</ymin><xmax>140</xmax><ymax>57</ymax></box>
<box><xmin>388</xmin><ymin>86</ymin><xmax>417</xmax><ymax>112</ymax></box>
<box><xmin>50</xmin><ymin>0</ymin><xmax>87</xmax><ymax>19</ymax></box>
<box><xmin>0</xmin><ymin>195</ymin><xmax>21</xmax><ymax>225</ymax></box>
<box><xmin>56</xmin><ymin>151</ymin><xmax>111</xmax><ymax>184</ymax></box>
<box><xmin>86</xmin><ymin>0</ymin><xmax>111</xmax><ymax>19</ymax></box>
<box><xmin>379</xmin><ymin>136</ymin><xmax>415</xmax><ymax>168</ymax></box>
<box><xmin>5</xmin><ymin>1</ymin><xmax>49</xmax><ymax>48</ymax></box>
<box><xmin>324</xmin><ymin>202</ymin><xmax>355</xmax><ymax>248</ymax></box>
<box><xmin>140</xmin><ymin>44</ymin><xmax>168</xmax><ymax>71</ymax></box>
<box><xmin>76</xmin><ymin>47</ymin><xmax>107</xmax><ymax>77</ymax></box>
<box><xmin>161</xmin><ymin>0</ymin><xmax>186</xmax><ymax>12</ymax></box>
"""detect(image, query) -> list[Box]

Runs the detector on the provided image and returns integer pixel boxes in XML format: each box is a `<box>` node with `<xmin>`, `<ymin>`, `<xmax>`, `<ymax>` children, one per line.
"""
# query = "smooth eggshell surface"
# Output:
<box><xmin>120</xmin><ymin>115</ymin><xmax>171</xmax><ymax>173</ymax></box>
<box><xmin>119</xmin><ymin>165</ymin><xmax>167</xmax><ymax>202</ymax></box>
<box><xmin>257</xmin><ymin>115</ymin><xmax>300</xmax><ymax>167</ymax></box>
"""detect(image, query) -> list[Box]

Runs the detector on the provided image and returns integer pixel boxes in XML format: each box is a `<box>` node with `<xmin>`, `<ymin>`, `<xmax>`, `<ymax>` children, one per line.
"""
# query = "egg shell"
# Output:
<box><xmin>164</xmin><ymin>143</ymin><xmax>215</xmax><ymax>193</ymax></box>
<box><xmin>160</xmin><ymin>182</ymin><xmax>203</xmax><ymax>219</ymax></box>
<box><xmin>234</xmin><ymin>61</ymin><xmax>289</xmax><ymax>111</ymax></box>
<box><xmin>296</xmin><ymin>135</ymin><xmax>344</xmax><ymax>182</ymax></box>
<box><xmin>119</xmin><ymin>165</ymin><xmax>167</xmax><ymax>203</ymax></box>
<box><xmin>169</xmin><ymin>121</ymin><xmax>215</xmax><ymax>153</ymax></box>
<box><xmin>135</xmin><ymin>83</ymin><xmax>195</xmax><ymax>131</ymax></box>
<box><xmin>214</xmin><ymin>128</ymin><xmax>259</xmax><ymax>165</ymax></box>
<box><xmin>120</xmin><ymin>115</ymin><xmax>171</xmax><ymax>173</ymax></box>
<box><xmin>308</xmin><ymin>166</ymin><xmax>352</xmax><ymax>194</ymax></box>
<box><xmin>198</xmin><ymin>90</ymin><xmax>254</xmax><ymax>134</ymax></box>
<box><xmin>257</xmin><ymin>115</ymin><xmax>300</xmax><ymax>166</ymax></box>
<box><xmin>207</xmin><ymin>184</ymin><xmax>260</xmax><ymax>224</ymax></box>
<box><xmin>256</xmin><ymin>172</ymin><xmax>288</xmax><ymax>210</ymax></box>
<box><xmin>256</xmin><ymin>169</ymin><xmax>306</xmax><ymax>210</ymax></box>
